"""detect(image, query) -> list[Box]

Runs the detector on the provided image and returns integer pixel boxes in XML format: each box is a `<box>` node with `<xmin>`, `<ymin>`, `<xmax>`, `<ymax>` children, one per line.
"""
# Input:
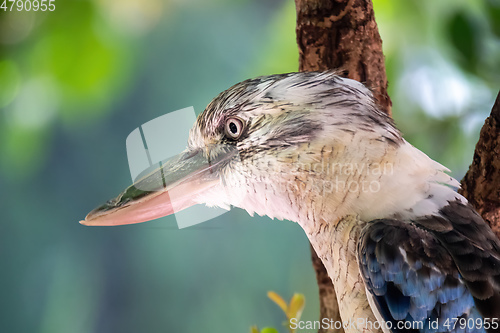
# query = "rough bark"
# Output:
<box><xmin>295</xmin><ymin>0</ymin><xmax>391</xmax><ymax>115</ymax></box>
<box><xmin>294</xmin><ymin>0</ymin><xmax>391</xmax><ymax>332</ymax></box>
<box><xmin>459</xmin><ymin>91</ymin><xmax>500</xmax><ymax>237</ymax></box>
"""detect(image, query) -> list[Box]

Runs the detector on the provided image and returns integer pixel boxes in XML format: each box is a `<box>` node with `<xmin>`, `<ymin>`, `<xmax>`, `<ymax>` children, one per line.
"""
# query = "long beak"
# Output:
<box><xmin>81</xmin><ymin>145</ymin><xmax>237</xmax><ymax>226</ymax></box>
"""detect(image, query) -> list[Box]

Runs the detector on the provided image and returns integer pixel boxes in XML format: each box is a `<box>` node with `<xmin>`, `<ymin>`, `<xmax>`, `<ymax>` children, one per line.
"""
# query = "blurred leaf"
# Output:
<box><xmin>447</xmin><ymin>12</ymin><xmax>479</xmax><ymax>72</ymax></box>
<box><xmin>261</xmin><ymin>328</ymin><xmax>279</xmax><ymax>333</ymax></box>
<box><xmin>286</xmin><ymin>293</ymin><xmax>305</xmax><ymax>322</ymax></box>
<box><xmin>250</xmin><ymin>325</ymin><xmax>260</xmax><ymax>333</ymax></box>
<box><xmin>486</xmin><ymin>0</ymin><xmax>500</xmax><ymax>38</ymax></box>
<box><xmin>267</xmin><ymin>291</ymin><xmax>288</xmax><ymax>314</ymax></box>
<box><xmin>267</xmin><ymin>292</ymin><xmax>306</xmax><ymax>333</ymax></box>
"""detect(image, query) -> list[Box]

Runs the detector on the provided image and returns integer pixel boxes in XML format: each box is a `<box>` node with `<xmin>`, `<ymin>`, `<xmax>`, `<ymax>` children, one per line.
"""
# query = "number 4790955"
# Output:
<box><xmin>1</xmin><ymin>0</ymin><xmax>55</xmax><ymax>11</ymax></box>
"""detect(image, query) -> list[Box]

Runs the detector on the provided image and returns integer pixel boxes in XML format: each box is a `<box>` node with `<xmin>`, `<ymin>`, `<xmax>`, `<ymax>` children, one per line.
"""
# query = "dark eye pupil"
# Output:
<box><xmin>229</xmin><ymin>122</ymin><xmax>238</xmax><ymax>134</ymax></box>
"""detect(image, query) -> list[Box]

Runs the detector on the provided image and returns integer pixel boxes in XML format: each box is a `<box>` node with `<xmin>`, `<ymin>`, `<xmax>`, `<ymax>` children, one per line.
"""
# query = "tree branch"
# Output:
<box><xmin>295</xmin><ymin>0</ymin><xmax>391</xmax><ymax>114</ymax></box>
<box><xmin>459</xmin><ymin>91</ymin><xmax>500</xmax><ymax>237</ymax></box>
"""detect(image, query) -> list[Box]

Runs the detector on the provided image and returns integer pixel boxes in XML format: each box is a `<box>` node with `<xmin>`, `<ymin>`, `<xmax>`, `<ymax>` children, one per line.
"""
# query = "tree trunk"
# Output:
<box><xmin>459</xmin><ymin>92</ymin><xmax>500</xmax><ymax>237</ymax></box>
<box><xmin>295</xmin><ymin>0</ymin><xmax>390</xmax><ymax>332</ymax></box>
<box><xmin>295</xmin><ymin>0</ymin><xmax>391</xmax><ymax>115</ymax></box>
<box><xmin>294</xmin><ymin>1</ymin><xmax>500</xmax><ymax>332</ymax></box>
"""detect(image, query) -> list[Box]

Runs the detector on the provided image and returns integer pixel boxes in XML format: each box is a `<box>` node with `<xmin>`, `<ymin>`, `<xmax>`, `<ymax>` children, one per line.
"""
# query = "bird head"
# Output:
<box><xmin>82</xmin><ymin>72</ymin><xmax>455</xmax><ymax>228</ymax></box>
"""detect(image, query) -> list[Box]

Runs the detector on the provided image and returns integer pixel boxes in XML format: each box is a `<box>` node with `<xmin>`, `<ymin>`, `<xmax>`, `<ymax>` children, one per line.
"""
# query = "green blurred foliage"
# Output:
<box><xmin>486</xmin><ymin>0</ymin><xmax>500</xmax><ymax>37</ymax></box>
<box><xmin>0</xmin><ymin>0</ymin><xmax>499</xmax><ymax>333</ymax></box>
<box><xmin>260</xmin><ymin>328</ymin><xmax>279</xmax><ymax>333</ymax></box>
<box><xmin>0</xmin><ymin>0</ymin><xmax>134</xmax><ymax>178</ymax></box>
<box><xmin>447</xmin><ymin>11</ymin><xmax>480</xmax><ymax>72</ymax></box>
<box><xmin>374</xmin><ymin>0</ymin><xmax>499</xmax><ymax>176</ymax></box>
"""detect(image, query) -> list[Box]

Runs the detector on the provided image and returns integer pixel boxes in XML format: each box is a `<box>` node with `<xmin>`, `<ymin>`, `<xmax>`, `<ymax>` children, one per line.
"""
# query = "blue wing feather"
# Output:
<box><xmin>358</xmin><ymin>218</ymin><xmax>488</xmax><ymax>333</ymax></box>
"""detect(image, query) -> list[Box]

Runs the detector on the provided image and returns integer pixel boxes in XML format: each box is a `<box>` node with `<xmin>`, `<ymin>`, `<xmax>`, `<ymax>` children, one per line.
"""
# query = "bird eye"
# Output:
<box><xmin>224</xmin><ymin>117</ymin><xmax>245</xmax><ymax>140</ymax></box>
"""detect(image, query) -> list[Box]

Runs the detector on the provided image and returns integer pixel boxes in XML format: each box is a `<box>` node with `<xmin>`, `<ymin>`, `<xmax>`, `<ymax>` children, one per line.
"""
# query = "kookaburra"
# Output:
<box><xmin>82</xmin><ymin>72</ymin><xmax>500</xmax><ymax>333</ymax></box>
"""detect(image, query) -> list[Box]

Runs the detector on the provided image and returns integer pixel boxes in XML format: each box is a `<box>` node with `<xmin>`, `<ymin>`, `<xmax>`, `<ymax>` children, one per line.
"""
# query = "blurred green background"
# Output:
<box><xmin>0</xmin><ymin>0</ymin><xmax>499</xmax><ymax>332</ymax></box>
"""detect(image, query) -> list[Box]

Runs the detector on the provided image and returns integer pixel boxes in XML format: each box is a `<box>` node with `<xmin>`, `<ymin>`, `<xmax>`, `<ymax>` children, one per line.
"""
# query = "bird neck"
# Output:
<box><xmin>303</xmin><ymin>215</ymin><xmax>382</xmax><ymax>332</ymax></box>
